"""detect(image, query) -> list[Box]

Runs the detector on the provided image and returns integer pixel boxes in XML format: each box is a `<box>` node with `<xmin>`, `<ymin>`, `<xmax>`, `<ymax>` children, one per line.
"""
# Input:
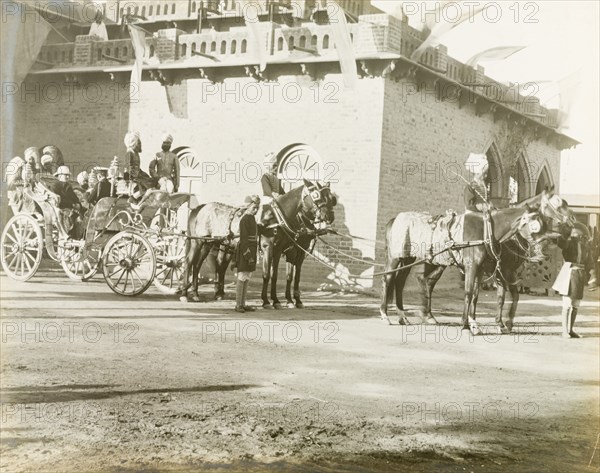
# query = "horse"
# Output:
<box><xmin>380</xmin><ymin>190</ymin><xmax>574</xmax><ymax>334</ymax></box>
<box><xmin>179</xmin><ymin>179</ymin><xmax>337</xmax><ymax>305</ymax></box>
<box><xmin>260</xmin><ymin>180</ymin><xmax>337</xmax><ymax>309</ymax></box>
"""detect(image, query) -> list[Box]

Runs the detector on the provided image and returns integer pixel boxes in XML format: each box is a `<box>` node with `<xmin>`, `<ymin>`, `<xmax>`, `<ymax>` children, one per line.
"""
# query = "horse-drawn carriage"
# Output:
<box><xmin>1</xmin><ymin>178</ymin><xmax>191</xmax><ymax>297</ymax></box>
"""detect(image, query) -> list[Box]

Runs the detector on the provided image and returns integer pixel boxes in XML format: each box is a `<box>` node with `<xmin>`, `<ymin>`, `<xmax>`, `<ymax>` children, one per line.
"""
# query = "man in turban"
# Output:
<box><xmin>149</xmin><ymin>133</ymin><xmax>180</xmax><ymax>193</ymax></box>
<box><xmin>464</xmin><ymin>153</ymin><xmax>490</xmax><ymax>213</ymax></box>
<box><xmin>259</xmin><ymin>152</ymin><xmax>285</xmax><ymax>226</ymax></box>
<box><xmin>124</xmin><ymin>131</ymin><xmax>151</xmax><ymax>194</ymax></box>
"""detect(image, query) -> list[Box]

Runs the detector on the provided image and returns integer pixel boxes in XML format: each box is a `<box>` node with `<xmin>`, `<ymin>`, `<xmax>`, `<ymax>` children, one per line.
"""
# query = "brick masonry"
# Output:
<box><xmin>4</xmin><ymin>70</ymin><xmax>562</xmax><ymax>294</ymax></box>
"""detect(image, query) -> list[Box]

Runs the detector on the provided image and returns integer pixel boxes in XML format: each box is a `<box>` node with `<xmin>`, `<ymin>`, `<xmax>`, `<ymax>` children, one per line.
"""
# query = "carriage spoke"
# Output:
<box><xmin>131</xmin><ymin>268</ymin><xmax>144</xmax><ymax>288</ymax></box>
<box><xmin>8</xmin><ymin>253</ymin><xmax>19</xmax><ymax>272</ymax></box>
<box><xmin>107</xmin><ymin>265</ymin><xmax>125</xmax><ymax>279</ymax></box>
<box><xmin>4</xmin><ymin>232</ymin><xmax>17</xmax><ymax>244</ymax></box>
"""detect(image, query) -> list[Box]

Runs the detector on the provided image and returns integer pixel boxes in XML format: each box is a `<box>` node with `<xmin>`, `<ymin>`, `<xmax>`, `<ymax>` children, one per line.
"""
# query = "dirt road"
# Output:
<box><xmin>1</xmin><ymin>267</ymin><xmax>599</xmax><ymax>472</ymax></box>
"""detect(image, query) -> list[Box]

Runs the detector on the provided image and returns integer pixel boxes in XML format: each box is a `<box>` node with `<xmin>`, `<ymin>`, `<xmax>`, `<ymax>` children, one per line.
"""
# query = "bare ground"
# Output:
<box><xmin>1</xmin><ymin>267</ymin><xmax>599</xmax><ymax>473</ymax></box>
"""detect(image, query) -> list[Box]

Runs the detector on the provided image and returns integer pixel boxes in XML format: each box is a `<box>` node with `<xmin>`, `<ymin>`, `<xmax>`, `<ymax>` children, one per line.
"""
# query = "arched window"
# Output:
<box><xmin>288</xmin><ymin>36</ymin><xmax>295</xmax><ymax>51</ymax></box>
<box><xmin>164</xmin><ymin>4</ymin><xmax>168</xmax><ymax>14</ymax></box>
<box><xmin>134</xmin><ymin>6</ymin><xmax>138</xmax><ymax>15</ymax></box>
<box><xmin>299</xmin><ymin>35</ymin><xmax>306</xmax><ymax>48</ymax></box>
<box><xmin>105</xmin><ymin>48</ymin><xmax>111</xmax><ymax>57</ymax></box>
<box><xmin>97</xmin><ymin>49</ymin><xmax>102</xmax><ymax>60</ymax></box>
<box><xmin>231</xmin><ymin>40</ymin><xmax>237</xmax><ymax>54</ymax></box>
<box><xmin>536</xmin><ymin>165</ymin><xmax>553</xmax><ymax>195</ymax></box>
<box><xmin>311</xmin><ymin>35</ymin><xmax>317</xmax><ymax>48</ymax></box>
<box><xmin>157</xmin><ymin>4</ymin><xmax>161</xmax><ymax>15</ymax></box>
<box><xmin>241</xmin><ymin>39</ymin><xmax>247</xmax><ymax>53</ymax></box>
<box><xmin>115</xmin><ymin>47</ymin><xmax>120</xmax><ymax>57</ymax></box>
<box><xmin>182</xmin><ymin>43</ymin><xmax>187</xmax><ymax>57</ymax></box>
<box><xmin>509</xmin><ymin>155</ymin><xmax>532</xmax><ymax>204</ymax></box>
<box><xmin>148</xmin><ymin>45</ymin><xmax>153</xmax><ymax>57</ymax></box>
<box><xmin>127</xmin><ymin>6</ymin><xmax>131</xmax><ymax>15</ymax></box>
<box><xmin>278</xmin><ymin>37</ymin><xmax>284</xmax><ymax>51</ymax></box>
<box><xmin>201</xmin><ymin>42</ymin><xmax>206</xmax><ymax>53</ymax></box>
<box><xmin>141</xmin><ymin>6</ymin><xmax>146</xmax><ymax>17</ymax></box>
<box><xmin>323</xmin><ymin>34</ymin><xmax>329</xmax><ymax>49</ymax></box>
<box><xmin>192</xmin><ymin>1</ymin><xmax>197</xmax><ymax>12</ymax></box>
<box><xmin>220</xmin><ymin>41</ymin><xmax>227</xmax><ymax>54</ymax></box>
<box><xmin>192</xmin><ymin>42</ymin><xmax>196</xmax><ymax>53</ymax></box>
<box><xmin>211</xmin><ymin>41</ymin><xmax>216</xmax><ymax>52</ymax></box>
<box><xmin>123</xmin><ymin>46</ymin><xmax>128</xmax><ymax>57</ymax></box>
<box><xmin>172</xmin><ymin>3</ymin><xmax>176</xmax><ymax>14</ymax></box>
<box><xmin>149</xmin><ymin>5</ymin><xmax>153</xmax><ymax>15</ymax></box>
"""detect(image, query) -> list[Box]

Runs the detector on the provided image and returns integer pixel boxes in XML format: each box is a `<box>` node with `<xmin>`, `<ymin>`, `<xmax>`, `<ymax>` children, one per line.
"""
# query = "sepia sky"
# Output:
<box><xmin>371</xmin><ymin>0</ymin><xmax>599</xmax><ymax>195</ymax></box>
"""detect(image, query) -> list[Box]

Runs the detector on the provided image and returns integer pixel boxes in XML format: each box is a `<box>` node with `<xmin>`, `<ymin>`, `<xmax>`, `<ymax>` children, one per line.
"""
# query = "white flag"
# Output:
<box><xmin>327</xmin><ymin>0</ymin><xmax>358</xmax><ymax>89</ymax></box>
<box><xmin>128</xmin><ymin>24</ymin><xmax>146</xmax><ymax>94</ymax></box>
<box><xmin>238</xmin><ymin>0</ymin><xmax>268</xmax><ymax>71</ymax></box>
<box><xmin>465</xmin><ymin>46</ymin><xmax>526</xmax><ymax>68</ymax></box>
<box><xmin>411</xmin><ymin>1</ymin><xmax>485</xmax><ymax>62</ymax></box>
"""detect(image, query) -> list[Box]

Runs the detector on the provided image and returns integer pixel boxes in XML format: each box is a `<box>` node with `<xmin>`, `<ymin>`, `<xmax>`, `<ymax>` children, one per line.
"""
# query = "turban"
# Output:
<box><xmin>161</xmin><ymin>133</ymin><xmax>173</xmax><ymax>144</ymax></box>
<box><xmin>77</xmin><ymin>171</ymin><xmax>89</xmax><ymax>186</ymax></box>
<box><xmin>244</xmin><ymin>195</ymin><xmax>260</xmax><ymax>206</ymax></box>
<box><xmin>465</xmin><ymin>153</ymin><xmax>488</xmax><ymax>176</ymax></box>
<box><xmin>124</xmin><ymin>131</ymin><xmax>140</xmax><ymax>149</ymax></box>
<box><xmin>40</xmin><ymin>145</ymin><xmax>64</xmax><ymax>166</ymax></box>
<box><xmin>41</xmin><ymin>154</ymin><xmax>53</xmax><ymax>166</ymax></box>
<box><xmin>24</xmin><ymin>147</ymin><xmax>40</xmax><ymax>166</ymax></box>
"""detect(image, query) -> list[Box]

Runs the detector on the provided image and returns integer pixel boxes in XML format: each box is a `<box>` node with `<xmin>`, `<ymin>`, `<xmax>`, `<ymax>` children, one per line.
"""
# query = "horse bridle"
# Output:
<box><xmin>301</xmin><ymin>184</ymin><xmax>334</xmax><ymax>226</ymax></box>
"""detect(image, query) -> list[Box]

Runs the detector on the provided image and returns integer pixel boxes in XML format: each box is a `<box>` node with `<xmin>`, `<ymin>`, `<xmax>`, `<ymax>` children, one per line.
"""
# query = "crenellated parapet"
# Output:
<box><xmin>28</xmin><ymin>9</ymin><xmax>569</xmax><ymax>141</ymax></box>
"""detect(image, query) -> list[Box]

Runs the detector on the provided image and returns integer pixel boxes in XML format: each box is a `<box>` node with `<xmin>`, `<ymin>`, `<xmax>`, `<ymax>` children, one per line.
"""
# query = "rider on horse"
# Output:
<box><xmin>464</xmin><ymin>153</ymin><xmax>491</xmax><ymax>213</ymax></box>
<box><xmin>259</xmin><ymin>152</ymin><xmax>285</xmax><ymax>226</ymax></box>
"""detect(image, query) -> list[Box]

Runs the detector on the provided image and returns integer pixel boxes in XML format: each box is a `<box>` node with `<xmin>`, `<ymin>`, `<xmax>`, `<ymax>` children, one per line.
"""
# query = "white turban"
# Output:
<box><xmin>161</xmin><ymin>133</ymin><xmax>173</xmax><ymax>144</ymax></box>
<box><xmin>124</xmin><ymin>131</ymin><xmax>140</xmax><ymax>149</ymax></box>
<box><xmin>41</xmin><ymin>154</ymin><xmax>53</xmax><ymax>166</ymax></box>
<box><xmin>77</xmin><ymin>171</ymin><xmax>89</xmax><ymax>186</ymax></box>
<box><xmin>465</xmin><ymin>153</ymin><xmax>488</xmax><ymax>176</ymax></box>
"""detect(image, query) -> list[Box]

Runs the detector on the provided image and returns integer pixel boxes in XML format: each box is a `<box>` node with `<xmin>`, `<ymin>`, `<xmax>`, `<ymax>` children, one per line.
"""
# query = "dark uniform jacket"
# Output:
<box><xmin>88</xmin><ymin>179</ymin><xmax>114</xmax><ymax>205</ymax></box>
<box><xmin>236</xmin><ymin>213</ymin><xmax>258</xmax><ymax>272</ymax></box>
<box><xmin>556</xmin><ymin>236</ymin><xmax>594</xmax><ymax>300</ymax></box>
<box><xmin>261</xmin><ymin>172</ymin><xmax>285</xmax><ymax>197</ymax></box>
<box><xmin>55</xmin><ymin>181</ymin><xmax>80</xmax><ymax>210</ymax></box>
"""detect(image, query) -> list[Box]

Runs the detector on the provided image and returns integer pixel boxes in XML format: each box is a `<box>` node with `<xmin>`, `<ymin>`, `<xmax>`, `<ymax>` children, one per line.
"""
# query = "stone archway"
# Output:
<box><xmin>485</xmin><ymin>142</ymin><xmax>508</xmax><ymax>208</ymax></box>
<box><xmin>509</xmin><ymin>152</ymin><xmax>533</xmax><ymax>204</ymax></box>
<box><xmin>535</xmin><ymin>164</ymin><xmax>554</xmax><ymax>195</ymax></box>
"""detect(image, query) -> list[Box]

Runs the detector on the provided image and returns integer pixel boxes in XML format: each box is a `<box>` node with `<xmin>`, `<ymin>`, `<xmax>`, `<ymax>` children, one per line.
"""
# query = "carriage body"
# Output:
<box><xmin>2</xmin><ymin>181</ymin><xmax>191</xmax><ymax>297</ymax></box>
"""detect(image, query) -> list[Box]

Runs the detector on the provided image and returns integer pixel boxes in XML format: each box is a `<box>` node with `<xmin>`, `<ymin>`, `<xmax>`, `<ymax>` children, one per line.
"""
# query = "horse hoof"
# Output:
<box><xmin>191</xmin><ymin>296</ymin><xmax>201</xmax><ymax>303</ymax></box>
<box><xmin>380</xmin><ymin>315</ymin><xmax>392</xmax><ymax>325</ymax></box>
<box><xmin>470</xmin><ymin>326</ymin><xmax>482</xmax><ymax>336</ymax></box>
<box><xmin>398</xmin><ymin>316</ymin><xmax>411</xmax><ymax>326</ymax></box>
<box><xmin>263</xmin><ymin>303</ymin><xmax>274</xmax><ymax>310</ymax></box>
<box><xmin>273</xmin><ymin>303</ymin><xmax>282</xmax><ymax>310</ymax></box>
<box><xmin>287</xmin><ymin>302</ymin><xmax>296</xmax><ymax>309</ymax></box>
<box><xmin>215</xmin><ymin>295</ymin><xmax>223</xmax><ymax>301</ymax></box>
<box><xmin>426</xmin><ymin>315</ymin><xmax>438</xmax><ymax>325</ymax></box>
<box><xmin>179</xmin><ymin>296</ymin><xmax>188</xmax><ymax>303</ymax></box>
<box><xmin>296</xmin><ymin>303</ymin><xmax>304</xmax><ymax>309</ymax></box>
<box><xmin>461</xmin><ymin>325</ymin><xmax>470</xmax><ymax>331</ymax></box>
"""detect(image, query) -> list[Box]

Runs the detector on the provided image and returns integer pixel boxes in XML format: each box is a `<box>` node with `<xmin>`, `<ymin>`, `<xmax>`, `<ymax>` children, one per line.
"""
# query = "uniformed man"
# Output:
<box><xmin>464</xmin><ymin>153</ymin><xmax>490</xmax><ymax>213</ymax></box>
<box><xmin>87</xmin><ymin>168</ymin><xmax>114</xmax><ymax>205</ymax></box>
<box><xmin>54</xmin><ymin>166</ymin><xmax>81</xmax><ymax>211</ymax></box>
<box><xmin>552</xmin><ymin>223</ymin><xmax>598</xmax><ymax>338</ymax></box>
<box><xmin>259</xmin><ymin>152</ymin><xmax>285</xmax><ymax>225</ymax></box>
<box><xmin>232</xmin><ymin>195</ymin><xmax>260</xmax><ymax>313</ymax></box>
<box><xmin>149</xmin><ymin>133</ymin><xmax>180</xmax><ymax>193</ymax></box>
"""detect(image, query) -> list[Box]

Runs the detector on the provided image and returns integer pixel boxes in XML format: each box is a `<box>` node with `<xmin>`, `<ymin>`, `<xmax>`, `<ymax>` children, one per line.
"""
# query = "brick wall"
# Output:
<box><xmin>6</xmin><ymin>70</ymin><xmax>562</xmax><ymax>295</ymax></box>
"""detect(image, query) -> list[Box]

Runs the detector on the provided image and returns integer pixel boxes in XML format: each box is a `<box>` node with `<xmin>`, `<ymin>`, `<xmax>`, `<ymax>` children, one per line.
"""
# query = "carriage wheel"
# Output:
<box><xmin>153</xmin><ymin>235</ymin><xmax>186</xmax><ymax>294</ymax></box>
<box><xmin>60</xmin><ymin>241</ymin><xmax>100</xmax><ymax>282</ymax></box>
<box><xmin>1</xmin><ymin>214</ymin><xmax>44</xmax><ymax>282</ymax></box>
<box><xmin>102</xmin><ymin>232</ymin><xmax>156</xmax><ymax>296</ymax></box>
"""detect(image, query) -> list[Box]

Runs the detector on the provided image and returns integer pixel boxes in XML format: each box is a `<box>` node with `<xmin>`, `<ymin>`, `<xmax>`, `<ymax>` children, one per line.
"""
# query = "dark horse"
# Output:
<box><xmin>380</xmin><ymin>190</ymin><xmax>574</xmax><ymax>334</ymax></box>
<box><xmin>260</xmin><ymin>180</ymin><xmax>336</xmax><ymax>309</ymax></box>
<box><xmin>179</xmin><ymin>179</ymin><xmax>336</xmax><ymax>305</ymax></box>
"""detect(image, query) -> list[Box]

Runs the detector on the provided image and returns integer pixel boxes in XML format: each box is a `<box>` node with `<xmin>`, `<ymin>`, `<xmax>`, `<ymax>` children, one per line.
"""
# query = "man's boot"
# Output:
<box><xmin>242</xmin><ymin>280</ymin><xmax>255</xmax><ymax>312</ymax></box>
<box><xmin>561</xmin><ymin>305</ymin><xmax>572</xmax><ymax>338</ymax></box>
<box><xmin>235</xmin><ymin>279</ymin><xmax>245</xmax><ymax>313</ymax></box>
<box><xmin>569</xmin><ymin>308</ymin><xmax>581</xmax><ymax>338</ymax></box>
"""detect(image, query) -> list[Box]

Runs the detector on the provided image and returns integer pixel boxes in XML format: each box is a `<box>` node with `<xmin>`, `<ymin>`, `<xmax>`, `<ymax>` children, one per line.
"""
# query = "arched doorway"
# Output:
<box><xmin>509</xmin><ymin>153</ymin><xmax>532</xmax><ymax>204</ymax></box>
<box><xmin>485</xmin><ymin>143</ymin><xmax>508</xmax><ymax>208</ymax></box>
<box><xmin>276</xmin><ymin>143</ymin><xmax>325</xmax><ymax>192</ymax></box>
<box><xmin>535</xmin><ymin>164</ymin><xmax>554</xmax><ymax>195</ymax></box>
